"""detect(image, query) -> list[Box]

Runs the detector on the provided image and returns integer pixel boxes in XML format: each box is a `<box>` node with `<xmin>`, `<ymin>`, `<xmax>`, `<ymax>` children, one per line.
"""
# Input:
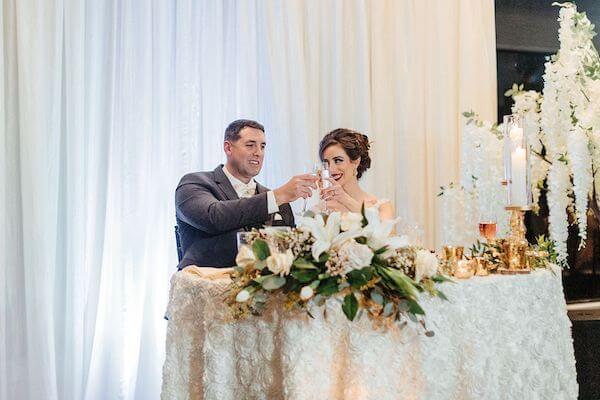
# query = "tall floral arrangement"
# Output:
<box><xmin>539</xmin><ymin>3</ymin><xmax>600</xmax><ymax>262</ymax></box>
<box><xmin>441</xmin><ymin>2</ymin><xmax>600</xmax><ymax>263</ymax></box>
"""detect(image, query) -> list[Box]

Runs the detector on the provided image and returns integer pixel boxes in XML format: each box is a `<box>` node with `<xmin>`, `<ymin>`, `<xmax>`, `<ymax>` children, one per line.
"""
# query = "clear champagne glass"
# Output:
<box><xmin>317</xmin><ymin>161</ymin><xmax>331</xmax><ymax>213</ymax></box>
<box><xmin>301</xmin><ymin>163</ymin><xmax>320</xmax><ymax>214</ymax></box>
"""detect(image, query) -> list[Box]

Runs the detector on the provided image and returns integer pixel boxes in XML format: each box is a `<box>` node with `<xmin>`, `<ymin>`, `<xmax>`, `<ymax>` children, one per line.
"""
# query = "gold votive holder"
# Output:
<box><xmin>454</xmin><ymin>259</ymin><xmax>474</xmax><ymax>279</ymax></box>
<box><xmin>442</xmin><ymin>245</ymin><xmax>464</xmax><ymax>275</ymax></box>
<box><xmin>474</xmin><ymin>257</ymin><xmax>490</xmax><ymax>276</ymax></box>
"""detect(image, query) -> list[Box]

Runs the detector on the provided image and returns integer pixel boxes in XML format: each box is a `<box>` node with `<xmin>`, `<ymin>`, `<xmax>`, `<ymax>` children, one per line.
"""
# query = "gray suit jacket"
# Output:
<box><xmin>175</xmin><ymin>165</ymin><xmax>294</xmax><ymax>269</ymax></box>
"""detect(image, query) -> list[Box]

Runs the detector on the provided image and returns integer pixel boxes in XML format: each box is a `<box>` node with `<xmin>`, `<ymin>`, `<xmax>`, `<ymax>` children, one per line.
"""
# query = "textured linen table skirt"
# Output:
<box><xmin>161</xmin><ymin>266</ymin><xmax>578</xmax><ymax>400</ymax></box>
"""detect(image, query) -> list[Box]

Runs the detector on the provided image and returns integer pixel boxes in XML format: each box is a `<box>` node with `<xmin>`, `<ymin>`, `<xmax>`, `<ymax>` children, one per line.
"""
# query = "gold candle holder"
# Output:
<box><xmin>498</xmin><ymin>206</ymin><xmax>531</xmax><ymax>274</ymax></box>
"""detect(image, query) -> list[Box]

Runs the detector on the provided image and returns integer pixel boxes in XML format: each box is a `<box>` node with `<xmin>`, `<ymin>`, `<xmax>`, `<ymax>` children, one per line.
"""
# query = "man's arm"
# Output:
<box><xmin>176</xmin><ymin>182</ymin><xmax>270</xmax><ymax>235</ymax></box>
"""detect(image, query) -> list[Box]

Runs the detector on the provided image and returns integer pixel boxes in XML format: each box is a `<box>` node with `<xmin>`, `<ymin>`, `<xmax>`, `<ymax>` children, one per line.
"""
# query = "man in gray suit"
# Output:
<box><xmin>175</xmin><ymin>119</ymin><xmax>318</xmax><ymax>269</ymax></box>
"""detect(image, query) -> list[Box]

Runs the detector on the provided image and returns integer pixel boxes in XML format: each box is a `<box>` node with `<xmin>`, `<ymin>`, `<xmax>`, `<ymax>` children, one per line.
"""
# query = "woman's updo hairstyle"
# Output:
<box><xmin>318</xmin><ymin>128</ymin><xmax>371</xmax><ymax>179</ymax></box>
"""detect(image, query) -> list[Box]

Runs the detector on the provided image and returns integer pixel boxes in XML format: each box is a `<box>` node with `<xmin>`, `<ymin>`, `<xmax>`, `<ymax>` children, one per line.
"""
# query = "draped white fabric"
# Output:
<box><xmin>0</xmin><ymin>1</ymin><xmax>496</xmax><ymax>399</ymax></box>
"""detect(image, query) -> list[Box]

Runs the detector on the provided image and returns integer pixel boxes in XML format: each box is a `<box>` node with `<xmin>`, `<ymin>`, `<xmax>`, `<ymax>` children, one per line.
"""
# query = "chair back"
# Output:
<box><xmin>174</xmin><ymin>225</ymin><xmax>183</xmax><ymax>262</ymax></box>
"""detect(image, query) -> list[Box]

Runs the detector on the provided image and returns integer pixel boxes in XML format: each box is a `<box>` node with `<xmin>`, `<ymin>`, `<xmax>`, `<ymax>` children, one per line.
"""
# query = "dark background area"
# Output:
<box><xmin>495</xmin><ymin>2</ymin><xmax>600</xmax><ymax>398</ymax></box>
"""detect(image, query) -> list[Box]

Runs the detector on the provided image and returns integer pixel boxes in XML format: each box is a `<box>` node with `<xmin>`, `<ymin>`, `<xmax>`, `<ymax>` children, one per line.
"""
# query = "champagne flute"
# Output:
<box><xmin>317</xmin><ymin>161</ymin><xmax>331</xmax><ymax>213</ymax></box>
<box><xmin>478</xmin><ymin>211</ymin><xmax>497</xmax><ymax>242</ymax></box>
<box><xmin>300</xmin><ymin>163</ymin><xmax>320</xmax><ymax>214</ymax></box>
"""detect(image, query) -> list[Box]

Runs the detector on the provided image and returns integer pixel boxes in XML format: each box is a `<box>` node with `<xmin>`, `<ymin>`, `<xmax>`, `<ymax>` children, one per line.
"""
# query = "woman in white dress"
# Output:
<box><xmin>317</xmin><ymin>128</ymin><xmax>394</xmax><ymax>220</ymax></box>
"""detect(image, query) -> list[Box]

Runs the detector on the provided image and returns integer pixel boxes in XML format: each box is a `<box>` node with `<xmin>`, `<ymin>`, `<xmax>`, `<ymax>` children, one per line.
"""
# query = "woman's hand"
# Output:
<box><xmin>320</xmin><ymin>178</ymin><xmax>360</xmax><ymax>212</ymax></box>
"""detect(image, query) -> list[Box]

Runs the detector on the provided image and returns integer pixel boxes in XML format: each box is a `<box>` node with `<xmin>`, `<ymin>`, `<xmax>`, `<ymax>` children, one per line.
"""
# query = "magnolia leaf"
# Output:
<box><xmin>317</xmin><ymin>278</ymin><xmax>339</xmax><ymax>296</ymax></box>
<box><xmin>293</xmin><ymin>258</ymin><xmax>318</xmax><ymax>269</ymax></box>
<box><xmin>318</xmin><ymin>252</ymin><xmax>330</xmax><ymax>263</ymax></box>
<box><xmin>261</xmin><ymin>275</ymin><xmax>286</xmax><ymax>291</ymax></box>
<box><xmin>342</xmin><ymin>293</ymin><xmax>359</xmax><ymax>321</ymax></box>
<box><xmin>346</xmin><ymin>269</ymin><xmax>368</xmax><ymax>289</ymax></box>
<box><xmin>380</xmin><ymin>267</ymin><xmax>419</xmax><ymax>300</ymax></box>
<box><xmin>291</xmin><ymin>269</ymin><xmax>319</xmax><ymax>283</ymax></box>
<box><xmin>252</xmin><ymin>239</ymin><xmax>270</xmax><ymax>261</ymax></box>
<box><xmin>309</xmin><ymin>279</ymin><xmax>320</xmax><ymax>289</ymax></box>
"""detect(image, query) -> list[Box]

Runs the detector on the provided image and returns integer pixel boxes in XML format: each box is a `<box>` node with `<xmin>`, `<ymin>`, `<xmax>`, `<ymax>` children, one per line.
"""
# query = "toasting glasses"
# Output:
<box><xmin>301</xmin><ymin>162</ymin><xmax>330</xmax><ymax>214</ymax></box>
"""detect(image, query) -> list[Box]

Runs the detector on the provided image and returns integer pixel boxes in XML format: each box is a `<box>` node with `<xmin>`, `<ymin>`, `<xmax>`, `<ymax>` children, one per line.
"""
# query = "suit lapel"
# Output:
<box><xmin>213</xmin><ymin>165</ymin><xmax>239</xmax><ymax>200</ymax></box>
<box><xmin>255</xmin><ymin>182</ymin><xmax>268</xmax><ymax>194</ymax></box>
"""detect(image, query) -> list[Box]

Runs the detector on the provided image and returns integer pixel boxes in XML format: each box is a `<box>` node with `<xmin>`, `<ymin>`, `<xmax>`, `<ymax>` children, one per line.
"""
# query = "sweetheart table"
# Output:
<box><xmin>161</xmin><ymin>266</ymin><xmax>577</xmax><ymax>400</ymax></box>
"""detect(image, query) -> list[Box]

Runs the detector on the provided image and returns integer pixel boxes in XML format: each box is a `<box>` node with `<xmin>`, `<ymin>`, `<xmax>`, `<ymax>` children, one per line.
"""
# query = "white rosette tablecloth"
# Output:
<box><xmin>161</xmin><ymin>266</ymin><xmax>578</xmax><ymax>400</ymax></box>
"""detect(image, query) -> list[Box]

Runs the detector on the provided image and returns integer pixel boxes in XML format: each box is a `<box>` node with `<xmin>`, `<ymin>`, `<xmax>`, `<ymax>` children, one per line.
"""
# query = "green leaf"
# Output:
<box><xmin>252</xmin><ymin>239</ymin><xmax>270</xmax><ymax>261</ymax></box>
<box><xmin>355</xmin><ymin>236</ymin><xmax>367</xmax><ymax>245</ymax></box>
<box><xmin>293</xmin><ymin>258</ymin><xmax>317</xmax><ymax>269</ymax></box>
<box><xmin>318</xmin><ymin>252</ymin><xmax>330</xmax><ymax>263</ymax></box>
<box><xmin>374</xmin><ymin>246</ymin><xmax>389</xmax><ymax>255</ymax></box>
<box><xmin>437</xmin><ymin>290</ymin><xmax>449</xmax><ymax>301</ymax></box>
<box><xmin>408</xmin><ymin>300</ymin><xmax>425</xmax><ymax>315</ymax></box>
<box><xmin>317</xmin><ymin>277</ymin><xmax>339</xmax><ymax>296</ymax></box>
<box><xmin>342</xmin><ymin>293</ymin><xmax>359</xmax><ymax>321</ymax></box>
<box><xmin>361</xmin><ymin>266</ymin><xmax>374</xmax><ymax>281</ymax></box>
<box><xmin>361</xmin><ymin>202</ymin><xmax>368</xmax><ymax>226</ymax></box>
<box><xmin>378</xmin><ymin>267</ymin><xmax>419</xmax><ymax>301</ymax></box>
<box><xmin>261</xmin><ymin>275</ymin><xmax>286</xmax><ymax>290</ymax></box>
<box><xmin>291</xmin><ymin>269</ymin><xmax>319</xmax><ymax>283</ymax></box>
<box><xmin>346</xmin><ymin>269</ymin><xmax>368</xmax><ymax>289</ymax></box>
<box><xmin>309</xmin><ymin>279</ymin><xmax>320</xmax><ymax>289</ymax></box>
<box><xmin>431</xmin><ymin>274</ymin><xmax>454</xmax><ymax>284</ymax></box>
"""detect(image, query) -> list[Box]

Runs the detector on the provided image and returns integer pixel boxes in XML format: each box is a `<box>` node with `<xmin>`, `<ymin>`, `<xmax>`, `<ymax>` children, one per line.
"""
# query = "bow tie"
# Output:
<box><xmin>234</xmin><ymin>181</ymin><xmax>257</xmax><ymax>198</ymax></box>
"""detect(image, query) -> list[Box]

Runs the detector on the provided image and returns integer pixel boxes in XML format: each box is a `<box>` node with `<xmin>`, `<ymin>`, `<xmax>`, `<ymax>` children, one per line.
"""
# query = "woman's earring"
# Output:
<box><xmin>353</xmin><ymin>167</ymin><xmax>358</xmax><ymax>176</ymax></box>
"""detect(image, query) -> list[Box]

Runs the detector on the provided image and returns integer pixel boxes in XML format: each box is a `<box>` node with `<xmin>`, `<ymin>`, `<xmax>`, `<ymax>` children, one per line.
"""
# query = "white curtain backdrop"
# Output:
<box><xmin>0</xmin><ymin>1</ymin><xmax>496</xmax><ymax>399</ymax></box>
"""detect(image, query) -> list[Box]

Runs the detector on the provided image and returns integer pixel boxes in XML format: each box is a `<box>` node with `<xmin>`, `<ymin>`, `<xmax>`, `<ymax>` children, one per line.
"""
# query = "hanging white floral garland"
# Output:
<box><xmin>440</xmin><ymin>2</ymin><xmax>600</xmax><ymax>262</ymax></box>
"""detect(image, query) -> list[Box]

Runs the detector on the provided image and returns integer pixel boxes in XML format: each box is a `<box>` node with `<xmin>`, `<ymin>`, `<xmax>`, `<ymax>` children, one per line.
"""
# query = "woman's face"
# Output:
<box><xmin>321</xmin><ymin>144</ymin><xmax>360</xmax><ymax>186</ymax></box>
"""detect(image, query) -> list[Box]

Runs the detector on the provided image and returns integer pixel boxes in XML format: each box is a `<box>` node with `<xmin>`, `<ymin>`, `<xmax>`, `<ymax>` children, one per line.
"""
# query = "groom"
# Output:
<box><xmin>175</xmin><ymin>119</ymin><xmax>318</xmax><ymax>269</ymax></box>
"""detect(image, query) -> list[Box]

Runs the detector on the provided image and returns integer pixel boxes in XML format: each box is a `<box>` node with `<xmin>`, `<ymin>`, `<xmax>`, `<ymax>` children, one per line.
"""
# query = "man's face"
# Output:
<box><xmin>224</xmin><ymin>127</ymin><xmax>266</xmax><ymax>182</ymax></box>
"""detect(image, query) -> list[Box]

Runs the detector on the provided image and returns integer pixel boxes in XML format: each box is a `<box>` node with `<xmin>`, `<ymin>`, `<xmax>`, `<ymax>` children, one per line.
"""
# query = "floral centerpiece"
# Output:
<box><xmin>227</xmin><ymin>207</ymin><xmax>451</xmax><ymax>334</ymax></box>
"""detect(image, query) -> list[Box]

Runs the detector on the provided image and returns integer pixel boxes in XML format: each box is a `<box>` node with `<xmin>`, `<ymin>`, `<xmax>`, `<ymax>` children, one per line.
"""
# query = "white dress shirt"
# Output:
<box><xmin>222</xmin><ymin>165</ymin><xmax>280</xmax><ymax>216</ymax></box>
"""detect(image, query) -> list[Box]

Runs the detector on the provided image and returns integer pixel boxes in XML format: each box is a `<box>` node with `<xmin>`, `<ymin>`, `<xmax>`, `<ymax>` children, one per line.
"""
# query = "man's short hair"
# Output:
<box><xmin>224</xmin><ymin>119</ymin><xmax>265</xmax><ymax>142</ymax></box>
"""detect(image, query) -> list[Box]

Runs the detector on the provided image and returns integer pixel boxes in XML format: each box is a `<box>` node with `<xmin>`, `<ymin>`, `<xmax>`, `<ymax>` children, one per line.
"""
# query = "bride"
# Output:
<box><xmin>316</xmin><ymin>128</ymin><xmax>394</xmax><ymax>221</ymax></box>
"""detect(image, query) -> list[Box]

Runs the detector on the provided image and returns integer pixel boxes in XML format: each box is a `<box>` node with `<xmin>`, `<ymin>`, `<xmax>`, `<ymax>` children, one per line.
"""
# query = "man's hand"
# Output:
<box><xmin>273</xmin><ymin>174</ymin><xmax>319</xmax><ymax>205</ymax></box>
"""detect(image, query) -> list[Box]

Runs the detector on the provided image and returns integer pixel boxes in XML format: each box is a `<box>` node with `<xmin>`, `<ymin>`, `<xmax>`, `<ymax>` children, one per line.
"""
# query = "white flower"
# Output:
<box><xmin>361</xmin><ymin>207</ymin><xmax>403</xmax><ymax>251</ymax></box>
<box><xmin>235</xmin><ymin>289</ymin><xmax>250</xmax><ymax>303</ymax></box>
<box><xmin>300</xmin><ymin>286</ymin><xmax>314</xmax><ymax>300</ymax></box>
<box><xmin>297</xmin><ymin>212</ymin><xmax>343</xmax><ymax>260</ymax></box>
<box><xmin>266</xmin><ymin>249</ymin><xmax>294</xmax><ymax>276</ymax></box>
<box><xmin>414</xmin><ymin>249</ymin><xmax>439</xmax><ymax>282</ymax></box>
<box><xmin>338</xmin><ymin>240</ymin><xmax>374</xmax><ymax>272</ymax></box>
<box><xmin>235</xmin><ymin>245</ymin><xmax>256</xmax><ymax>269</ymax></box>
<box><xmin>340</xmin><ymin>212</ymin><xmax>363</xmax><ymax>232</ymax></box>
<box><xmin>568</xmin><ymin>127</ymin><xmax>593</xmax><ymax>248</ymax></box>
